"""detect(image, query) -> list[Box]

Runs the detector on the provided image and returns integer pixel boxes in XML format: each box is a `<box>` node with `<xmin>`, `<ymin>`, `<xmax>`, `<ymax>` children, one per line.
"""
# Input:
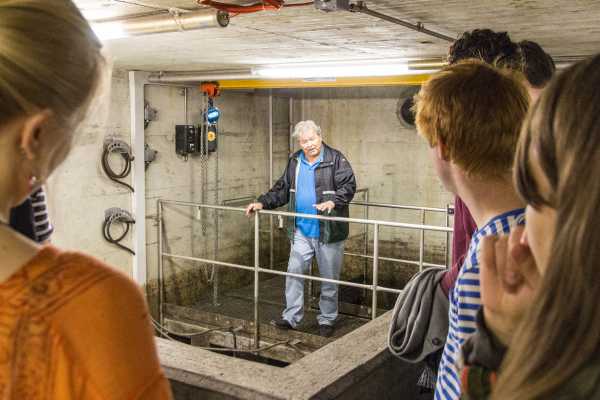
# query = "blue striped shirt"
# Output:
<box><xmin>434</xmin><ymin>208</ymin><xmax>525</xmax><ymax>400</ymax></box>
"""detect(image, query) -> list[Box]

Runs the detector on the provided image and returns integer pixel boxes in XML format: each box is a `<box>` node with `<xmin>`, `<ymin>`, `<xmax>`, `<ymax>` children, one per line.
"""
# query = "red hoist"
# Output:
<box><xmin>200</xmin><ymin>82</ymin><xmax>221</xmax><ymax>153</ymax></box>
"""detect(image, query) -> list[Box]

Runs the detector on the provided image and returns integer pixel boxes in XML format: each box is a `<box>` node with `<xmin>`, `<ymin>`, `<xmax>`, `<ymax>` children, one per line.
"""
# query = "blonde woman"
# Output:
<box><xmin>0</xmin><ymin>1</ymin><xmax>172</xmax><ymax>399</ymax></box>
<box><xmin>460</xmin><ymin>54</ymin><xmax>600</xmax><ymax>399</ymax></box>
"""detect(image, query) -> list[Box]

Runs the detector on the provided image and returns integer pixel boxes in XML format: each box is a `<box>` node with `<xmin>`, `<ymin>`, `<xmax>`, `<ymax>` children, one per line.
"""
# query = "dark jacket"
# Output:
<box><xmin>257</xmin><ymin>143</ymin><xmax>356</xmax><ymax>244</ymax></box>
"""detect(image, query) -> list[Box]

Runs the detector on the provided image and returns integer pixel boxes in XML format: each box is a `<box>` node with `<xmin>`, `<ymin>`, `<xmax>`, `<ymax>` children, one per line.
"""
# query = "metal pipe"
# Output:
<box><xmin>145</xmin><ymin>83</ymin><xmax>197</xmax><ymax>88</ymax></box>
<box><xmin>184</xmin><ymin>87</ymin><xmax>188</xmax><ymax>124</ymax></box>
<box><xmin>93</xmin><ymin>9</ymin><xmax>229</xmax><ymax>38</ymax></box>
<box><xmin>344</xmin><ymin>252</ymin><xmax>446</xmax><ymax>269</ymax></box>
<box><xmin>160</xmin><ymin>200</ymin><xmax>453</xmax><ymax>233</ymax></box>
<box><xmin>213</xmin><ymin>155</ymin><xmax>220</xmax><ymax>307</ymax></box>
<box><xmin>254</xmin><ymin>212</ymin><xmax>260</xmax><ymax>349</ymax></box>
<box><xmin>222</xmin><ymin>195</ymin><xmax>256</xmax><ymax>205</ymax></box>
<box><xmin>351</xmin><ymin>200</ymin><xmax>447</xmax><ymax>213</ymax></box>
<box><xmin>269</xmin><ymin>92</ymin><xmax>274</xmax><ymax>270</ymax></box>
<box><xmin>164</xmin><ymin>253</ymin><xmax>256</xmax><ymax>273</ymax></box>
<box><xmin>362</xmin><ymin>189</ymin><xmax>369</xmax><ymax>298</ymax></box>
<box><xmin>308</xmin><ymin>260</ymin><xmax>314</xmax><ymax>308</ymax></box>
<box><xmin>419</xmin><ymin>210</ymin><xmax>425</xmax><ymax>272</ymax></box>
<box><xmin>349</xmin><ymin>1</ymin><xmax>454</xmax><ymax>43</ymax></box>
<box><xmin>157</xmin><ymin>200</ymin><xmax>164</xmax><ymax>328</ymax></box>
<box><xmin>148</xmin><ymin>70</ymin><xmax>254</xmax><ymax>84</ymax></box>
<box><xmin>162</xmin><ymin>252</ymin><xmax>403</xmax><ymax>294</ymax></box>
<box><xmin>371</xmin><ymin>224</ymin><xmax>379</xmax><ymax>320</ymax></box>
<box><xmin>269</xmin><ymin>93</ymin><xmax>274</xmax><ymax>187</ymax></box>
<box><xmin>289</xmin><ymin>97</ymin><xmax>294</xmax><ymax>155</ymax></box>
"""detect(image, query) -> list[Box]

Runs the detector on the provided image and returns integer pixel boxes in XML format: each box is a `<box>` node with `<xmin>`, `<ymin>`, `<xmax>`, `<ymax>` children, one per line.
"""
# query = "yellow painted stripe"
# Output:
<box><xmin>216</xmin><ymin>74</ymin><xmax>431</xmax><ymax>89</ymax></box>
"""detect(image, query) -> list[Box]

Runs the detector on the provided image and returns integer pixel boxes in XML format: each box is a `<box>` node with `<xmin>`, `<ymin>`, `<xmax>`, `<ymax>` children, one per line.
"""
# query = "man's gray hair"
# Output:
<box><xmin>292</xmin><ymin>120</ymin><xmax>322</xmax><ymax>139</ymax></box>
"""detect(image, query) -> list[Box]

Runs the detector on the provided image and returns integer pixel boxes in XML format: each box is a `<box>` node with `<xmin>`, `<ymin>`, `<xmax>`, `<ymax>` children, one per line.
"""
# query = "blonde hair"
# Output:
<box><xmin>414</xmin><ymin>60</ymin><xmax>529</xmax><ymax>178</ymax></box>
<box><xmin>492</xmin><ymin>54</ymin><xmax>600</xmax><ymax>400</ymax></box>
<box><xmin>0</xmin><ymin>0</ymin><xmax>103</xmax><ymax>126</ymax></box>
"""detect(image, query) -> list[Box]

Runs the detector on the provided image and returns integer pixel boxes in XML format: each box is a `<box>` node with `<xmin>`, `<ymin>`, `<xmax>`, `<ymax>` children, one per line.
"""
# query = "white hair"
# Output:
<box><xmin>292</xmin><ymin>120</ymin><xmax>321</xmax><ymax>139</ymax></box>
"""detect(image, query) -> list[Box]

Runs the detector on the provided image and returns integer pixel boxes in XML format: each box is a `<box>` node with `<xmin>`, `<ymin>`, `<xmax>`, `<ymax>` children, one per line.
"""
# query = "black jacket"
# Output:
<box><xmin>257</xmin><ymin>143</ymin><xmax>356</xmax><ymax>243</ymax></box>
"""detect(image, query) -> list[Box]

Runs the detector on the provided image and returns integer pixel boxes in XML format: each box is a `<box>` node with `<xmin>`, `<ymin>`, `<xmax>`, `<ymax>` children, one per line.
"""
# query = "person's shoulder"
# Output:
<box><xmin>49</xmin><ymin>253</ymin><xmax>168</xmax><ymax>400</ymax></box>
<box><xmin>49</xmin><ymin>249</ymin><xmax>145</xmax><ymax>316</ymax></box>
<box><xmin>324</xmin><ymin>144</ymin><xmax>350</xmax><ymax>162</ymax></box>
<box><xmin>58</xmin><ymin>250</ymin><xmax>135</xmax><ymax>287</ymax></box>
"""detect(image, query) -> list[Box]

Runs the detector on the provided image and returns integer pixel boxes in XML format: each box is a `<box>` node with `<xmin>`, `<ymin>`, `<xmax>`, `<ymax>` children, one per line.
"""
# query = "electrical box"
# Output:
<box><xmin>314</xmin><ymin>0</ymin><xmax>350</xmax><ymax>12</ymax></box>
<box><xmin>175</xmin><ymin>124</ymin><xmax>198</xmax><ymax>156</ymax></box>
<box><xmin>175</xmin><ymin>124</ymin><xmax>217</xmax><ymax>156</ymax></box>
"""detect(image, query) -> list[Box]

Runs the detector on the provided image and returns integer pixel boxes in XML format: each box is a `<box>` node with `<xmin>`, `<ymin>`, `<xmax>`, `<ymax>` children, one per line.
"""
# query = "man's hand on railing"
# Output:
<box><xmin>245</xmin><ymin>202</ymin><xmax>263</xmax><ymax>217</ymax></box>
<box><xmin>314</xmin><ymin>201</ymin><xmax>335</xmax><ymax>214</ymax></box>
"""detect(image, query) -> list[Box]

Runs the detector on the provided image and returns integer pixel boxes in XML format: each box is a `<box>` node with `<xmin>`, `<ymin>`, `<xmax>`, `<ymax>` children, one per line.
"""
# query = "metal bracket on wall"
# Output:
<box><xmin>144</xmin><ymin>101</ymin><xmax>158</xmax><ymax>129</ymax></box>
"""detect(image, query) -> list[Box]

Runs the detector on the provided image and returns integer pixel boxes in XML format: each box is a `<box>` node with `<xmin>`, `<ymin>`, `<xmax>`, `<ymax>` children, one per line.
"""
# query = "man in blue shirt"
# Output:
<box><xmin>246</xmin><ymin>120</ymin><xmax>356</xmax><ymax>337</ymax></box>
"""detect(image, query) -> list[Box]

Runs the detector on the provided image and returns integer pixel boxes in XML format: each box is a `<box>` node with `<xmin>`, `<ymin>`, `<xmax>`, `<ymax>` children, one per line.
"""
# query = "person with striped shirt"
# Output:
<box><xmin>413</xmin><ymin>60</ymin><xmax>530</xmax><ymax>400</ymax></box>
<box><xmin>9</xmin><ymin>187</ymin><xmax>53</xmax><ymax>242</ymax></box>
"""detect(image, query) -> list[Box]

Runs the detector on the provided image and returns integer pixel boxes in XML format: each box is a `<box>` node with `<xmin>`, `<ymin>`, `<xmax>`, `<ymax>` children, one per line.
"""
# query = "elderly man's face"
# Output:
<box><xmin>298</xmin><ymin>129</ymin><xmax>322</xmax><ymax>160</ymax></box>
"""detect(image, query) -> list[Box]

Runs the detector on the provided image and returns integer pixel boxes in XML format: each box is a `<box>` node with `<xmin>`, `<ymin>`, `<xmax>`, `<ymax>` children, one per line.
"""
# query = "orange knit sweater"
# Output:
<box><xmin>0</xmin><ymin>246</ymin><xmax>173</xmax><ymax>400</ymax></box>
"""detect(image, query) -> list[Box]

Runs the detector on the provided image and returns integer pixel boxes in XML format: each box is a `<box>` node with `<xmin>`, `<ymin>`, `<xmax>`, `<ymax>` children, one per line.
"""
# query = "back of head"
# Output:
<box><xmin>518</xmin><ymin>40</ymin><xmax>556</xmax><ymax>88</ymax></box>
<box><xmin>493</xmin><ymin>53</ymin><xmax>600</xmax><ymax>400</ymax></box>
<box><xmin>448</xmin><ymin>29</ymin><xmax>522</xmax><ymax>70</ymax></box>
<box><xmin>0</xmin><ymin>0</ymin><xmax>103</xmax><ymax>127</ymax></box>
<box><xmin>414</xmin><ymin>60</ymin><xmax>529</xmax><ymax>178</ymax></box>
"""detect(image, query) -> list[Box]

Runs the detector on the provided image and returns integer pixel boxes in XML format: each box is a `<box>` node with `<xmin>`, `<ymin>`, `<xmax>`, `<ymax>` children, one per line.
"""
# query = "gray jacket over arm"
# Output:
<box><xmin>388</xmin><ymin>267</ymin><xmax>449</xmax><ymax>362</ymax></box>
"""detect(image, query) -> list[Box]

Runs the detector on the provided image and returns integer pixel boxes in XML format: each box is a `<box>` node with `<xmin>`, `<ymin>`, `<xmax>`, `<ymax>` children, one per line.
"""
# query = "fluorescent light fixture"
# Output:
<box><xmin>91</xmin><ymin>21</ymin><xmax>127</xmax><ymax>41</ymax></box>
<box><xmin>253</xmin><ymin>61</ymin><xmax>410</xmax><ymax>79</ymax></box>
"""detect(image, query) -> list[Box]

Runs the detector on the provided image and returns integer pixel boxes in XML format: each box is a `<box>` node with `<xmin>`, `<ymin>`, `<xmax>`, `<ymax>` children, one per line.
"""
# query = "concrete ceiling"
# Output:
<box><xmin>74</xmin><ymin>0</ymin><xmax>600</xmax><ymax>72</ymax></box>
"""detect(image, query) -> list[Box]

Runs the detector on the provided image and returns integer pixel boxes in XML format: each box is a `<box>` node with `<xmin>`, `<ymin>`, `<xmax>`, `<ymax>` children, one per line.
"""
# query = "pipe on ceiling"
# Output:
<box><xmin>94</xmin><ymin>9</ymin><xmax>230</xmax><ymax>36</ymax></box>
<box><xmin>349</xmin><ymin>1</ymin><xmax>455</xmax><ymax>43</ymax></box>
<box><xmin>148</xmin><ymin>70</ymin><xmax>255</xmax><ymax>83</ymax></box>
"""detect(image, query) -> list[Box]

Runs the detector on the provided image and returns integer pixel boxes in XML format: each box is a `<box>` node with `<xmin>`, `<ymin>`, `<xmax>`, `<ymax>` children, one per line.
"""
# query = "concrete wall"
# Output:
<box><xmin>48</xmin><ymin>69</ymin><xmax>133</xmax><ymax>275</ymax></box>
<box><xmin>284</xmin><ymin>86</ymin><xmax>454</xmax><ymax>302</ymax></box>
<box><xmin>144</xmin><ymin>88</ymin><xmax>293</xmax><ymax>314</ymax></box>
<box><xmin>48</xmin><ymin>79</ymin><xmax>453</xmax><ymax>313</ymax></box>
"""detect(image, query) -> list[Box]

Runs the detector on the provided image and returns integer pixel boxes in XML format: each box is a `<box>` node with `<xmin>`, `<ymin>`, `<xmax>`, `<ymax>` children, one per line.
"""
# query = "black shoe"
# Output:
<box><xmin>319</xmin><ymin>324</ymin><xmax>334</xmax><ymax>338</ymax></box>
<box><xmin>271</xmin><ymin>318</ymin><xmax>293</xmax><ymax>330</ymax></box>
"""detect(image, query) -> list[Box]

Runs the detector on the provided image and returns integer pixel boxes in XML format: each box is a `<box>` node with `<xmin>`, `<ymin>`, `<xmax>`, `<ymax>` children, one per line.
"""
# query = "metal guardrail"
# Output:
<box><xmin>157</xmin><ymin>199</ymin><xmax>453</xmax><ymax>349</ymax></box>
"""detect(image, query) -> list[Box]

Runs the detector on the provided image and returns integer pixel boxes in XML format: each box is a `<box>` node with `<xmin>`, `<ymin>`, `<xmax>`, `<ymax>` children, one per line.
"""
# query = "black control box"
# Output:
<box><xmin>175</xmin><ymin>125</ymin><xmax>198</xmax><ymax>156</ymax></box>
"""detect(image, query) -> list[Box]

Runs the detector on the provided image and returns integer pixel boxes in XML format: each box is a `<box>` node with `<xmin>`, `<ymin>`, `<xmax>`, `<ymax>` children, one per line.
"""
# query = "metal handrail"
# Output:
<box><xmin>163</xmin><ymin>200</ymin><xmax>452</xmax><ymax>232</ymax></box>
<box><xmin>351</xmin><ymin>200</ymin><xmax>449</xmax><ymax>213</ymax></box>
<box><xmin>157</xmin><ymin>199</ymin><xmax>452</xmax><ymax>349</ymax></box>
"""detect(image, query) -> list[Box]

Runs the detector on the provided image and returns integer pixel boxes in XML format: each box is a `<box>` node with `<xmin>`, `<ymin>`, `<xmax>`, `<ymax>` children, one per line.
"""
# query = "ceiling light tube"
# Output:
<box><xmin>253</xmin><ymin>62</ymin><xmax>411</xmax><ymax>79</ymax></box>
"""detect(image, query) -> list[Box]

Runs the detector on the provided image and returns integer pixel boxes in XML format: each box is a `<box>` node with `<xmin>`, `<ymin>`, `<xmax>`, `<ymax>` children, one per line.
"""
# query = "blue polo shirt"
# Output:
<box><xmin>295</xmin><ymin>151</ymin><xmax>323</xmax><ymax>238</ymax></box>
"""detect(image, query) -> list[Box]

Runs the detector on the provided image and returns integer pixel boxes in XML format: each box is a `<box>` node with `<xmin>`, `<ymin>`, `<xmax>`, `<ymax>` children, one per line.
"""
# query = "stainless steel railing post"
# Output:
<box><xmin>157</xmin><ymin>200</ymin><xmax>454</xmax><ymax>326</ymax></box>
<box><xmin>254</xmin><ymin>211</ymin><xmax>261</xmax><ymax>349</ymax></box>
<box><xmin>363</xmin><ymin>190</ymin><xmax>369</xmax><ymax>298</ymax></box>
<box><xmin>419</xmin><ymin>210</ymin><xmax>425</xmax><ymax>272</ymax></box>
<box><xmin>371</xmin><ymin>224</ymin><xmax>379</xmax><ymax>320</ymax></box>
<box><xmin>157</xmin><ymin>199</ymin><xmax>165</xmax><ymax>328</ymax></box>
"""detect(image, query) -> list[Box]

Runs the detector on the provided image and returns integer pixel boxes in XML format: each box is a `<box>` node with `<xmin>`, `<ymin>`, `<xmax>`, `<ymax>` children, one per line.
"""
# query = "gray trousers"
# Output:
<box><xmin>282</xmin><ymin>229</ymin><xmax>345</xmax><ymax>327</ymax></box>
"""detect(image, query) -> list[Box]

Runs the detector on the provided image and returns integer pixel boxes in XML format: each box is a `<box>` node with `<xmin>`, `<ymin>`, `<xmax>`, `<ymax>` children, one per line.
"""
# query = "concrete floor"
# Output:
<box><xmin>193</xmin><ymin>275</ymin><xmax>370</xmax><ymax>339</ymax></box>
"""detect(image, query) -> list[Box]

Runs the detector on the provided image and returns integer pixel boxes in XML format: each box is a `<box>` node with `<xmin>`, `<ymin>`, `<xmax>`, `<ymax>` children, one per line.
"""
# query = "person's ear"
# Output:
<box><xmin>19</xmin><ymin>109</ymin><xmax>53</xmax><ymax>160</ymax></box>
<box><xmin>435</xmin><ymin>140</ymin><xmax>450</xmax><ymax>162</ymax></box>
